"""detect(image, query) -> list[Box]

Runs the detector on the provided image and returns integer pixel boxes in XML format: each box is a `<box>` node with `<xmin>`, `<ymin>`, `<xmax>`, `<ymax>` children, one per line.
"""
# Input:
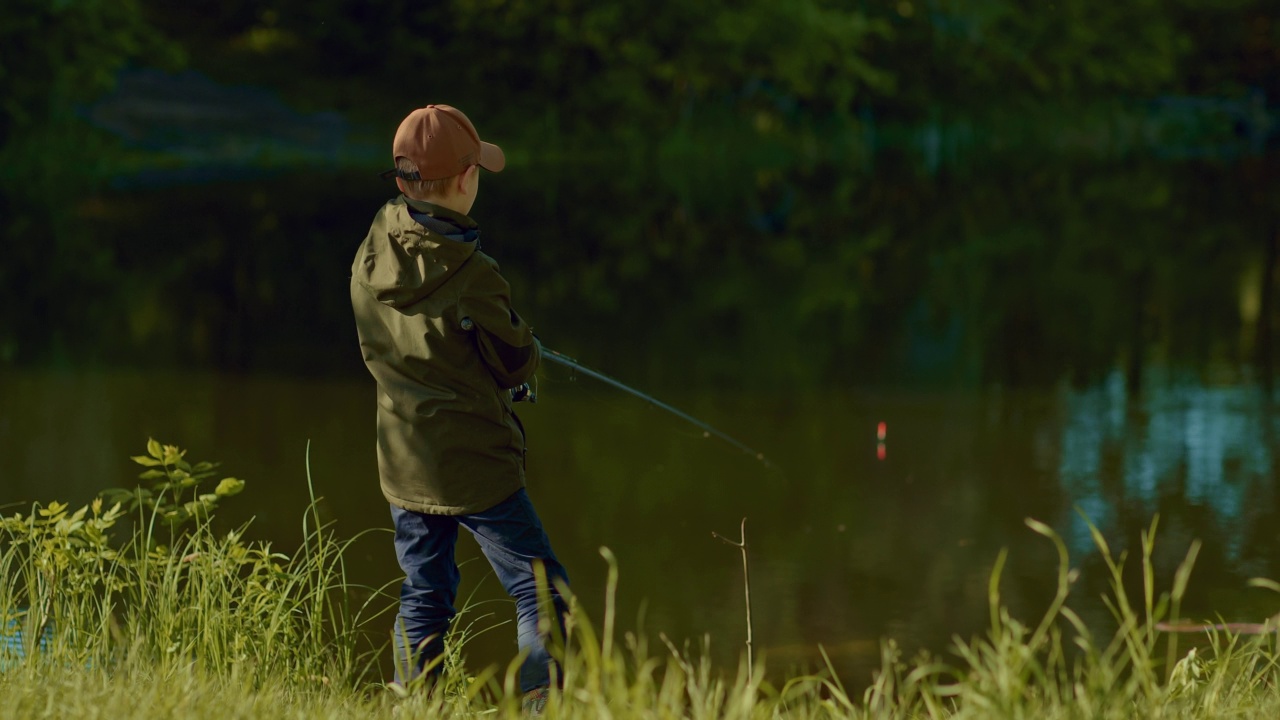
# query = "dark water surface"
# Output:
<box><xmin>4</xmin><ymin>154</ymin><xmax>1280</xmax><ymax>684</ymax></box>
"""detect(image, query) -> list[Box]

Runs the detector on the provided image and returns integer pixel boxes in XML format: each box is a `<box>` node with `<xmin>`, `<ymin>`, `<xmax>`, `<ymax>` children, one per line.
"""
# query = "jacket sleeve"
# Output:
<box><xmin>458</xmin><ymin>260</ymin><xmax>541</xmax><ymax>389</ymax></box>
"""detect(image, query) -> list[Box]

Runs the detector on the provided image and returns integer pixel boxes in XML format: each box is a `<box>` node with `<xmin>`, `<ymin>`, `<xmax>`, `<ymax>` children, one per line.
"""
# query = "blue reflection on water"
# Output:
<box><xmin>0</xmin><ymin>617</ymin><xmax>52</xmax><ymax>670</ymax></box>
<box><xmin>1059</xmin><ymin>369</ymin><xmax>1274</xmax><ymax>561</ymax></box>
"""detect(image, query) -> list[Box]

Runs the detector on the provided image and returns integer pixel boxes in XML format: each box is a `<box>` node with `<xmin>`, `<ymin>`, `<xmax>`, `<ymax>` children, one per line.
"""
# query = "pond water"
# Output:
<box><xmin>3</xmin><ymin>152</ymin><xmax>1279</xmax><ymax>685</ymax></box>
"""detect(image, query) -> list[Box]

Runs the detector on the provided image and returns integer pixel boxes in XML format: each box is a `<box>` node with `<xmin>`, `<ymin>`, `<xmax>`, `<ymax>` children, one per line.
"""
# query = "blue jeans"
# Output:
<box><xmin>391</xmin><ymin>489</ymin><xmax>569</xmax><ymax>692</ymax></box>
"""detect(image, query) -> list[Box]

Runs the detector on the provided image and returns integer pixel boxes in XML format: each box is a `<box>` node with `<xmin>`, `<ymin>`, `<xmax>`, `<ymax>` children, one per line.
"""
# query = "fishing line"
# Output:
<box><xmin>540</xmin><ymin>347</ymin><xmax>772</xmax><ymax>467</ymax></box>
<box><xmin>460</xmin><ymin>316</ymin><xmax>772</xmax><ymax>466</ymax></box>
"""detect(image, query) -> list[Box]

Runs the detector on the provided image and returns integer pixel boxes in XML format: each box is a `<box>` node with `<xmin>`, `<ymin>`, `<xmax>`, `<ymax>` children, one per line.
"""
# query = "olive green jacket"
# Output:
<box><xmin>350</xmin><ymin>196</ymin><xmax>540</xmax><ymax>515</ymax></box>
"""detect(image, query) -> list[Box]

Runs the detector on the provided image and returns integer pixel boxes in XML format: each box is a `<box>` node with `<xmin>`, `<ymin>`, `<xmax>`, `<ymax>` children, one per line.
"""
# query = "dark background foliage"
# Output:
<box><xmin>2</xmin><ymin>0</ymin><xmax>1278</xmax><ymax>387</ymax></box>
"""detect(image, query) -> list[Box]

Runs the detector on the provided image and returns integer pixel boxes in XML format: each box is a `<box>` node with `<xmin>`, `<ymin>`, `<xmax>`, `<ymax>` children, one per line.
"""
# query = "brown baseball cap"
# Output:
<box><xmin>379</xmin><ymin>104</ymin><xmax>506</xmax><ymax>181</ymax></box>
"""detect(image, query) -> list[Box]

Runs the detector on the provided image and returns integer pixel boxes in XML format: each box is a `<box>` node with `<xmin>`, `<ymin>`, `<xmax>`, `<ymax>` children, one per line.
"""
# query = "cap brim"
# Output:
<box><xmin>478</xmin><ymin>141</ymin><xmax>506</xmax><ymax>173</ymax></box>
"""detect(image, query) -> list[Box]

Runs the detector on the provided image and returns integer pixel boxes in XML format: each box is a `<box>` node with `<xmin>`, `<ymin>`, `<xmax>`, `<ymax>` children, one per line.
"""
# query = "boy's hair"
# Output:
<box><xmin>397</xmin><ymin>158</ymin><xmax>460</xmax><ymax>200</ymax></box>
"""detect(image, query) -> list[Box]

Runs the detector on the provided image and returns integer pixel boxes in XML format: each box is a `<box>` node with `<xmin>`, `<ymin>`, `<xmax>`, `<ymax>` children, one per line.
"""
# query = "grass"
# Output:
<box><xmin>3</xmin><ymin>443</ymin><xmax>1280</xmax><ymax>718</ymax></box>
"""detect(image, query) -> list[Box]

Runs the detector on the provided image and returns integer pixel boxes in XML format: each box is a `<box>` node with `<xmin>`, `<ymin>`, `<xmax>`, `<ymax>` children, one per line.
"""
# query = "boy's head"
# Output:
<box><xmin>380</xmin><ymin>105</ymin><xmax>505</xmax><ymax>214</ymax></box>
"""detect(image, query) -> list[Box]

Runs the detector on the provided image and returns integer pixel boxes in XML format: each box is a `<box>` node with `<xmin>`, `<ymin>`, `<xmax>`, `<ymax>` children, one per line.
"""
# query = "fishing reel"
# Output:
<box><xmin>460</xmin><ymin>316</ymin><xmax>537</xmax><ymax>403</ymax></box>
<box><xmin>511</xmin><ymin>381</ymin><xmax>536</xmax><ymax>404</ymax></box>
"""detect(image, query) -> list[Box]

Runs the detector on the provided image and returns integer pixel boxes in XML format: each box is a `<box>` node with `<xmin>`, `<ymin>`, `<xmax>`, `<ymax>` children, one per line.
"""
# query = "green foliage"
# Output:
<box><xmin>0</xmin><ymin>0</ymin><xmax>178</xmax><ymax>190</ymax></box>
<box><xmin>0</xmin><ymin>440</ymin><xmax>367</xmax><ymax>683</ymax></box>
<box><xmin>862</xmin><ymin>0</ymin><xmax>1277</xmax><ymax>126</ymax></box>
<box><xmin>146</xmin><ymin>0</ymin><xmax>892</xmax><ymax>143</ymax></box>
<box><xmin>0</xmin><ymin>0</ymin><xmax>178</xmax><ymax>365</ymax></box>
<box><xmin>136</xmin><ymin>0</ymin><xmax>1278</xmax><ymax>155</ymax></box>
<box><xmin>4</xmin><ymin>0</ymin><xmax>1275</xmax><ymax>375</ymax></box>
<box><xmin>456</xmin><ymin>0</ymin><xmax>896</xmax><ymax>125</ymax></box>
<box><xmin>930</xmin><ymin>0</ymin><xmax>1182</xmax><ymax>94</ymax></box>
<box><xmin>103</xmin><ymin>438</ymin><xmax>245</xmax><ymax>532</ymax></box>
<box><xmin>1</xmin><ymin>499</ymin><xmax>128</xmax><ymax>603</ymax></box>
<box><xmin>5</xmin><ymin>499</ymin><xmax>1280</xmax><ymax>717</ymax></box>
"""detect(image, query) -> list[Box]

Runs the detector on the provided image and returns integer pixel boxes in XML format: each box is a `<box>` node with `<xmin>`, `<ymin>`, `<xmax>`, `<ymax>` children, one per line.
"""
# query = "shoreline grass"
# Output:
<box><xmin>4</xmin><ymin>442</ymin><xmax>1280</xmax><ymax>718</ymax></box>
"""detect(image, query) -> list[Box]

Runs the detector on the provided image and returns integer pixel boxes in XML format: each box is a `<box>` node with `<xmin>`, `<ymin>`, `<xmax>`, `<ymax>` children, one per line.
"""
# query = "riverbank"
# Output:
<box><xmin>3</xmin><ymin>603</ymin><xmax>1279</xmax><ymax>719</ymax></box>
<box><xmin>3</xmin><ymin>443</ymin><xmax>1280</xmax><ymax>718</ymax></box>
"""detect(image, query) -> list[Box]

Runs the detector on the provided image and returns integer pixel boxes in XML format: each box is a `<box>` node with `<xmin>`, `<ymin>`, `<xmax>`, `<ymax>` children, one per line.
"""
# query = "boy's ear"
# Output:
<box><xmin>395</xmin><ymin>177</ymin><xmax>408</xmax><ymax>195</ymax></box>
<box><xmin>457</xmin><ymin>165</ymin><xmax>477</xmax><ymax>196</ymax></box>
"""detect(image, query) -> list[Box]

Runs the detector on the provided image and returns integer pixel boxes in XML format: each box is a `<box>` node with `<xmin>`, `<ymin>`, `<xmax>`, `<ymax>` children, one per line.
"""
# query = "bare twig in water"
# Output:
<box><xmin>713</xmin><ymin>518</ymin><xmax>753</xmax><ymax>681</ymax></box>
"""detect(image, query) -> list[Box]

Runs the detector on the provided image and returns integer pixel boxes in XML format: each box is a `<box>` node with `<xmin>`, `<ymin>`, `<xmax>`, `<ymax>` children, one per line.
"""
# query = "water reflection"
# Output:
<box><xmin>1059</xmin><ymin>370</ymin><xmax>1278</xmax><ymax>591</ymax></box>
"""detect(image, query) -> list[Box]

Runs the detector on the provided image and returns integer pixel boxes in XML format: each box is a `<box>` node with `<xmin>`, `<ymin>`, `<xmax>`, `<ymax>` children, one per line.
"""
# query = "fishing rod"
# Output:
<box><xmin>539</xmin><ymin>346</ymin><xmax>771</xmax><ymax>467</ymax></box>
<box><xmin>461</xmin><ymin>317</ymin><xmax>770</xmax><ymax>465</ymax></box>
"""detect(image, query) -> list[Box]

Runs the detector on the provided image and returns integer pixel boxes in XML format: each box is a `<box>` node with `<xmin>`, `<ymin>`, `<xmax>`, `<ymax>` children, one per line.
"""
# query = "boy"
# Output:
<box><xmin>349</xmin><ymin>104</ymin><xmax>569</xmax><ymax>711</ymax></box>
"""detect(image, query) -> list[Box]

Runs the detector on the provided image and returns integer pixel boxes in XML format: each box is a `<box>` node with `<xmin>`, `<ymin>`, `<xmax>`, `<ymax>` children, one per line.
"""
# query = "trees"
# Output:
<box><xmin>0</xmin><ymin>0</ymin><xmax>176</xmax><ymax>190</ymax></box>
<box><xmin>0</xmin><ymin>0</ymin><xmax>176</xmax><ymax>363</ymax></box>
<box><xmin>142</xmin><ymin>0</ymin><xmax>890</xmax><ymax>143</ymax></box>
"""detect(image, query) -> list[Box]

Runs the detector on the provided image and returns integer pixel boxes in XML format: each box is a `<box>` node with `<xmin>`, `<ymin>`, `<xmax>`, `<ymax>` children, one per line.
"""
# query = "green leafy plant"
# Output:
<box><xmin>102</xmin><ymin>437</ymin><xmax>245</xmax><ymax>533</ymax></box>
<box><xmin>0</xmin><ymin>495</ymin><xmax>128</xmax><ymax>665</ymax></box>
<box><xmin>0</xmin><ymin>439</ymin><xmax>381</xmax><ymax>685</ymax></box>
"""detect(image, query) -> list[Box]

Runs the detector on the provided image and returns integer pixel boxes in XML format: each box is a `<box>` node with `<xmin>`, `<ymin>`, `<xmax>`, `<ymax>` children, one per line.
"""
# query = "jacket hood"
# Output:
<box><xmin>353</xmin><ymin>196</ymin><xmax>479</xmax><ymax>309</ymax></box>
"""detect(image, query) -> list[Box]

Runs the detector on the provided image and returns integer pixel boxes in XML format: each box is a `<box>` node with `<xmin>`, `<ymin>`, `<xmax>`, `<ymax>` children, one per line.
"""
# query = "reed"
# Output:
<box><xmin>3</xmin><ymin>443</ymin><xmax>1280</xmax><ymax>718</ymax></box>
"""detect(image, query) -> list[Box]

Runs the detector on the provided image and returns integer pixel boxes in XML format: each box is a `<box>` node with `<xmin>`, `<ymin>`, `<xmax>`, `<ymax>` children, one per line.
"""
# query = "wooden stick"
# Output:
<box><xmin>713</xmin><ymin>518</ymin><xmax>753</xmax><ymax>682</ymax></box>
